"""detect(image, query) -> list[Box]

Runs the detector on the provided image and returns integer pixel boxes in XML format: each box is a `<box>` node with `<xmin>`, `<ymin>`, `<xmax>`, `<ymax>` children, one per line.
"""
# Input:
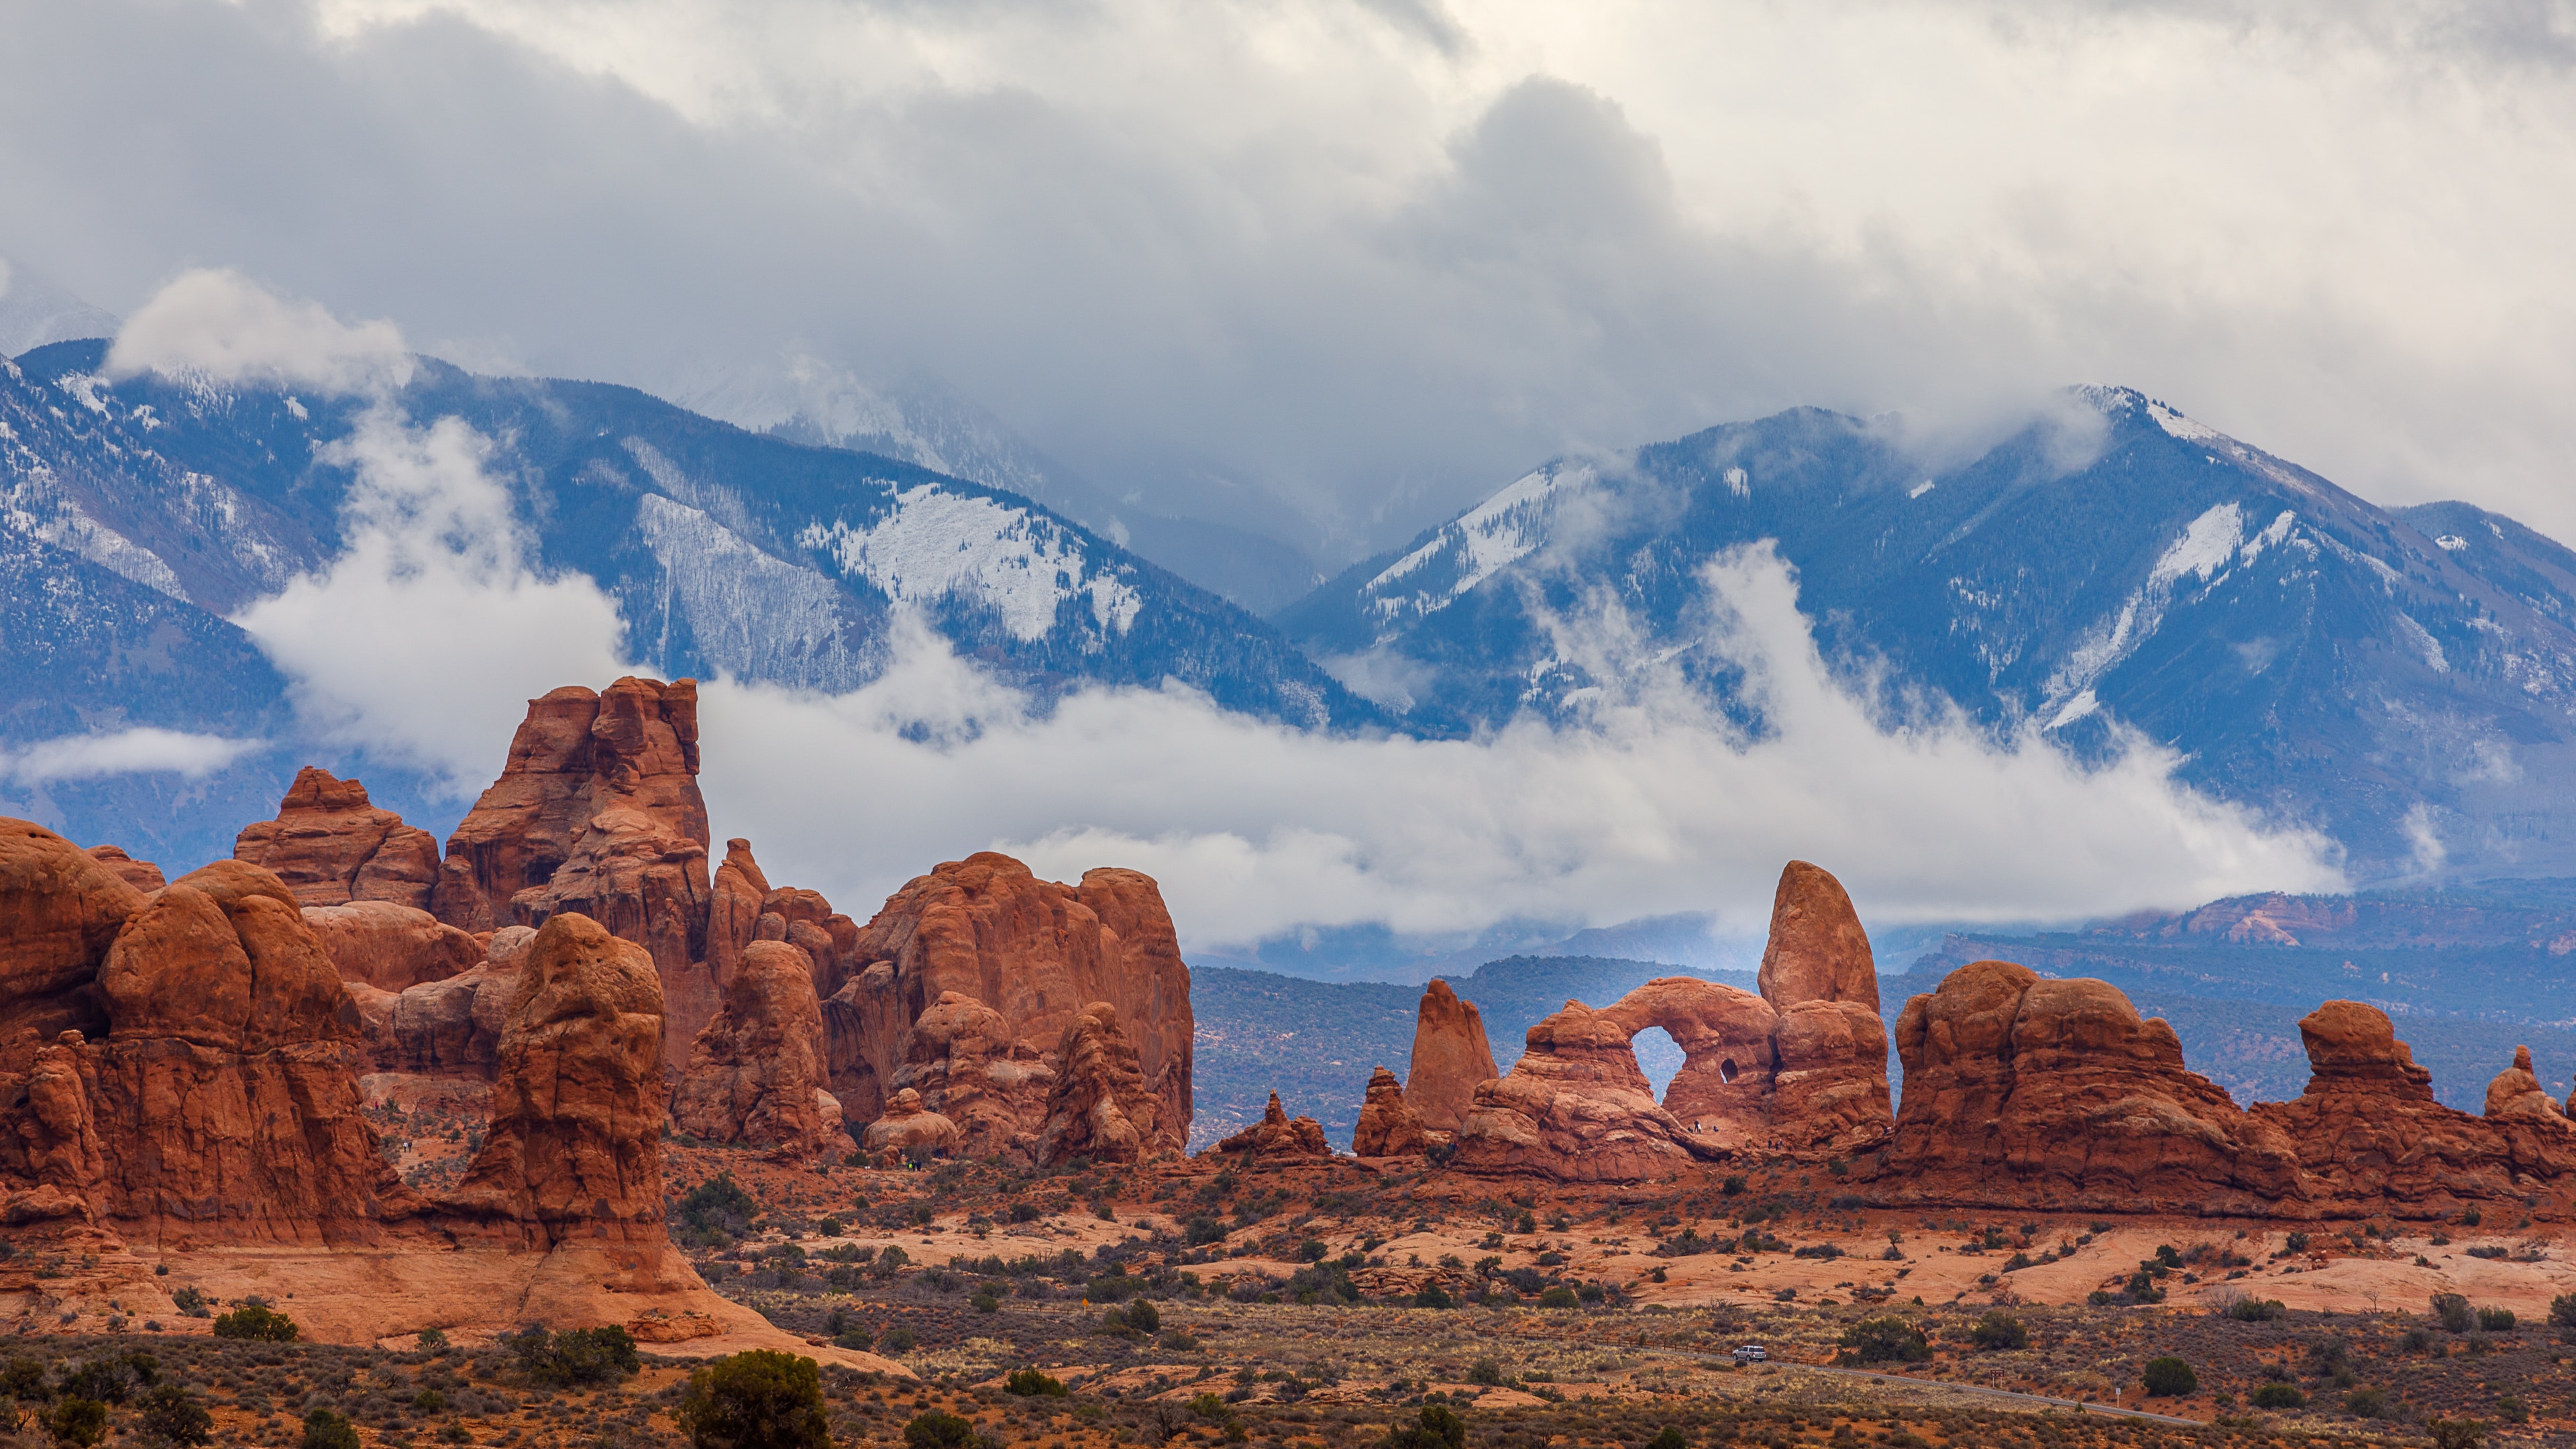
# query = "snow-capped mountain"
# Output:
<box><xmin>1</xmin><ymin>338</ymin><xmax>1377</xmax><ymax>863</ymax></box>
<box><xmin>675</xmin><ymin>360</ymin><xmax>1325</xmax><ymax>614</ymax></box>
<box><xmin>0</xmin><ymin>258</ymin><xmax>119</xmax><ymax>358</ymax></box>
<box><xmin>1277</xmin><ymin>386</ymin><xmax>2576</xmax><ymax>879</ymax></box>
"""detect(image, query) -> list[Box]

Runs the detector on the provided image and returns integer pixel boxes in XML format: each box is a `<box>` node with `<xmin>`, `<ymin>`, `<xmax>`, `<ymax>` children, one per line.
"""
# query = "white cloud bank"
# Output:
<box><xmin>1</xmin><ymin>728</ymin><xmax>260</xmax><ymax>785</ymax></box>
<box><xmin>690</xmin><ymin>549</ymin><xmax>2340</xmax><ymax>950</ymax></box>
<box><xmin>107</xmin><ymin>268</ymin><xmax>413</xmax><ymax>394</ymax></box>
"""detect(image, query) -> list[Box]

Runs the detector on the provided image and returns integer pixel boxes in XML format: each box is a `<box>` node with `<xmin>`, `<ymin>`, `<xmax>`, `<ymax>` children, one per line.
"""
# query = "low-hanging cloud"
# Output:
<box><xmin>690</xmin><ymin>547</ymin><xmax>2340</xmax><ymax>950</ymax></box>
<box><xmin>228</xmin><ymin>405</ymin><xmax>628</xmax><ymax>787</ymax></box>
<box><xmin>105</xmin><ymin>268</ymin><xmax>414</xmax><ymax>394</ymax></box>
<box><xmin>1</xmin><ymin>727</ymin><xmax>262</xmax><ymax>784</ymax></box>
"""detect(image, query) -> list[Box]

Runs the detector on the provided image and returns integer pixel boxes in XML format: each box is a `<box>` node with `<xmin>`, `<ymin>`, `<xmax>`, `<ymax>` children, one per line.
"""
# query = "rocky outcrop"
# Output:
<box><xmin>1874</xmin><ymin>961</ymin><xmax>2308</xmax><ymax>1214</ymax></box>
<box><xmin>1452</xmin><ymin>1001</ymin><xmax>1727</xmax><ymax>1181</ymax></box>
<box><xmin>2247</xmin><ymin>1003</ymin><xmax>2576</xmax><ymax>1214</ymax></box>
<box><xmin>861</xmin><ymin>1088</ymin><xmax>961</xmax><ymax>1159</ymax></box>
<box><xmin>1033</xmin><ymin>1002</ymin><xmax>1165</xmax><ymax>1167</ymax></box>
<box><xmin>1351</xmin><ymin>1068</ymin><xmax>1427</xmax><ymax>1157</ymax></box>
<box><xmin>834</xmin><ymin>853</ymin><xmax>1191</xmax><ymax>1155</ymax></box>
<box><xmin>2487</xmin><ymin>1046</ymin><xmax>2569</xmax><ymax>1124</ymax></box>
<box><xmin>302</xmin><ymin>900</ymin><xmax>483</xmax><ymax>993</ymax></box>
<box><xmin>888</xmin><ymin>991</ymin><xmax>1053</xmax><ymax>1159</ymax></box>
<box><xmin>77</xmin><ymin>860</ymin><xmax>418</xmax><ymax>1245</ymax></box>
<box><xmin>3</xmin><ymin>819</ymin><xmax>146</xmax><ymax>1043</ymax></box>
<box><xmin>1601</xmin><ymin>976</ymin><xmax>1777</xmax><ymax>1140</ymax></box>
<box><xmin>83</xmin><ymin>846</ymin><xmax>164</xmax><ymax>892</ymax></box>
<box><xmin>705</xmin><ymin>839</ymin><xmax>770</xmax><ymax>991</ymax></box>
<box><xmin>1757</xmin><ymin>859</ymin><xmax>1878</xmax><ymax>1008</ymax></box>
<box><xmin>432</xmin><ymin>679</ymin><xmax>716</xmax><ymax>1069</ymax></box>
<box><xmin>1405</xmin><ymin>980</ymin><xmax>1498</xmax><ymax>1133</ymax></box>
<box><xmin>233</xmin><ymin>767</ymin><xmax>442</xmax><ymax>910</ymax></box>
<box><xmin>445</xmin><ymin>912</ymin><xmax>669</xmax><ymax>1245</ymax></box>
<box><xmin>672</xmin><ymin>940</ymin><xmax>839</xmax><ymax>1157</ymax></box>
<box><xmin>1218</xmin><ymin>1091</ymin><xmax>1332</xmax><ymax>1158</ymax></box>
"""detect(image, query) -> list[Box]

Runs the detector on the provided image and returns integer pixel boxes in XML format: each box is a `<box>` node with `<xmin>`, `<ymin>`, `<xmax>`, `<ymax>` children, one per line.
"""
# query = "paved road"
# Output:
<box><xmin>1638</xmin><ymin>1346</ymin><xmax>2204</xmax><ymax>1427</ymax></box>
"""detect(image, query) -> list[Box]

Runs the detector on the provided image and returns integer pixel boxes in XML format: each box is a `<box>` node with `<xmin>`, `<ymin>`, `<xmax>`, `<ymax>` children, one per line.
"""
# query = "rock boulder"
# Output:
<box><xmin>861</xmin><ymin>1088</ymin><xmax>961</xmax><ymax>1159</ymax></box>
<box><xmin>1034</xmin><ymin>1002</ymin><xmax>1165</xmax><ymax>1167</ymax></box>
<box><xmin>233</xmin><ymin>767</ymin><xmax>441</xmax><ymax>909</ymax></box>
<box><xmin>672</xmin><ymin>939</ymin><xmax>839</xmax><ymax>1157</ymax></box>
<box><xmin>1351</xmin><ymin>1068</ymin><xmax>1428</xmax><ymax>1158</ymax></box>
<box><xmin>1404</xmin><ymin>979</ymin><xmax>1499</xmax><ymax>1134</ymax></box>
<box><xmin>302</xmin><ymin>900</ymin><xmax>484</xmax><ymax>993</ymax></box>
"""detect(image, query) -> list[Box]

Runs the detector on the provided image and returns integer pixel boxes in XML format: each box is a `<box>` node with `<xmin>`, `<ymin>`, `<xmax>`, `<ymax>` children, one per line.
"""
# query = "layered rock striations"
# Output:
<box><xmin>1874</xmin><ymin>961</ymin><xmax>2308</xmax><ymax>1214</ymax></box>
<box><xmin>1351</xmin><ymin>1067</ymin><xmax>1428</xmax><ymax>1158</ymax></box>
<box><xmin>1404</xmin><ymin>979</ymin><xmax>1498</xmax><ymax>1133</ymax></box>
<box><xmin>432</xmin><ymin>679</ymin><xmax>716</xmax><ymax>1068</ymax></box>
<box><xmin>671</xmin><ymin>939</ymin><xmax>839</xmax><ymax>1158</ymax></box>
<box><xmin>1217</xmin><ymin>1091</ymin><xmax>1333</xmax><ymax>1158</ymax></box>
<box><xmin>1033</xmin><ymin>1002</ymin><xmax>1165</xmax><ymax>1167</ymax></box>
<box><xmin>1450</xmin><ymin>859</ymin><xmax>1894</xmax><ymax>1179</ymax></box>
<box><xmin>233</xmin><ymin>767</ymin><xmax>441</xmax><ymax>909</ymax></box>
<box><xmin>832</xmin><ymin>853</ymin><xmax>1191</xmax><ymax>1161</ymax></box>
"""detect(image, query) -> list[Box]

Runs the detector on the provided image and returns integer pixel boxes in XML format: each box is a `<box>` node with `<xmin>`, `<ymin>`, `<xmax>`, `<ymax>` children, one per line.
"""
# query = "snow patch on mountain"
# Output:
<box><xmin>798</xmin><ymin>485</ymin><xmax>1142</xmax><ymax>643</ymax></box>
<box><xmin>635</xmin><ymin>493</ymin><xmax>872</xmax><ymax>688</ymax></box>
<box><xmin>1364</xmin><ymin>460</ymin><xmax>1598</xmax><ymax>627</ymax></box>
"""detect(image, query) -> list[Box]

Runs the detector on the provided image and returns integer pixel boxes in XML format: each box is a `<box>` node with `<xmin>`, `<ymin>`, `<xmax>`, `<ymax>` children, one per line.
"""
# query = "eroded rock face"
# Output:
<box><xmin>1452</xmin><ymin>1002</ymin><xmax>1725</xmax><ymax>1182</ymax></box>
<box><xmin>888</xmin><ymin>991</ymin><xmax>1053</xmax><ymax>1160</ymax></box>
<box><xmin>705</xmin><ymin>839</ymin><xmax>770</xmax><ymax>991</ymax></box>
<box><xmin>1601</xmin><ymin>977</ymin><xmax>1776</xmax><ymax>1140</ymax></box>
<box><xmin>2247</xmin><ymin>1004</ymin><xmax>2576</xmax><ymax>1214</ymax></box>
<box><xmin>1034</xmin><ymin>1002</ymin><xmax>1165</xmax><ymax>1167</ymax></box>
<box><xmin>1405</xmin><ymin>979</ymin><xmax>1499</xmax><ymax>1134</ymax></box>
<box><xmin>2486</xmin><ymin>1046</ymin><xmax>2569</xmax><ymax>1124</ymax></box>
<box><xmin>1351</xmin><ymin>1068</ymin><xmax>1427</xmax><ymax>1158</ymax></box>
<box><xmin>83</xmin><ymin>846</ymin><xmax>164</xmax><ymax>892</ymax></box>
<box><xmin>233</xmin><ymin>767</ymin><xmax>441</xmax><ymax>910</ymax></box>
<box><xmin>433</xmin><ymin>679</ymin><xmax>715</xmax><ymax>1070</ymax></box>
<box><xmin>78</xmin><ymin>861</ymin><xmax>415</xmax><ymax>1246</ymax></box>
<box><xmin>672</xmin><ymin>940</ymin><xmax>839</xmax><ymax>1157</ymax></box>
<box><xmin>1757</xmin><ymin>859</ymin><xmax>1878</xmax><ymax>1008</ymax></box>
<box><xmin>302</xmin><ymin>900</ymin><xmax>484</xmax><ymax>993</ymax></box>
<box><xmin>831</xmin><ymin>853</ymin><xmax>1191</xmax><ymax>1154</ymax></box>
<box><xmin>445</xmin><ymin>912</ymin><xmax>668</xmax><ymax>1245</ymax></box>
<box><xmin>1876</xmin><ymin>961</ymin><xmax>2308</xmax><ymax>1214</ymax></box>
<box><xmin>3</xmin><ymin>818</ymin><xmax>148</xmax><ymax>1042</ymax></box>
<box><xmin>861</xmin><ymin>1087</ymin><xmax>961</xmax><ymax>1158</ymax></box>
<box><xmin>1218</xmin><ymin>1091</ymin><xmax>1332</xmax><ymax>1158</ymax></box>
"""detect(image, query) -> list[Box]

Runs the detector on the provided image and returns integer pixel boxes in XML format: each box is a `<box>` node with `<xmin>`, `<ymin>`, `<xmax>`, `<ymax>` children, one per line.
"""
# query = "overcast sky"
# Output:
<box><xmin>5</xmin><ymin>0</ymin><xmax>2573</xmax><ymax>562</ymax></box>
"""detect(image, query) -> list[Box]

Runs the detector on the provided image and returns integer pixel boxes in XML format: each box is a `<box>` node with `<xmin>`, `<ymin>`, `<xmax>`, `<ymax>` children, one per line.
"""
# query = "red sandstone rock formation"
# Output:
<box><xmin>1405</xmin><ymin>980</ymin><xmax>1498</xmax><ymax>1133</ymax></box>
<box><xmin>1218</xmin><ymin>1091</ymin><xmax>1333</xmax><ymax>1158</ymax></box>
<box><xmin>704</xmin><ymin>839</ymin><xmax>770</xmax><ymax>991</ymax></box>
<box><xmin>1875</xmin><ymin>961</ymin><xmax>2307</xmax><ymax>1214</ymax></box>
<box><xmin>78</xmin><ymin>860</ymin><xmax>417</xmax><ymax>1245</ymax></box>
<box><xmin>445</xmin><ymin>912</ymin><xmax>669</xmax><ymax>1245</ymax></box>
<box><xmin>1033</xmin><ymin>1002</ymin><xmax>1165</xmax><ymax>1167</ymax></box>
<box><xmin>3</xmin><ymin>820</ymin><xmax>146</xmax><ymax>1043</ymax></box>
<box><xmin>862</xmin><ymin>1087</ymin><xmax>962</xmax><ymax>1159</ymax></box>
<box><xmin>82</xmin><ymin>846</ymin><xmax>164</xmax><ymax>892</ymax></box>
<box><xmin>889</xmin><ymin>991</ymin><xmax>1054</xmax><ymax>1160</ymax></box>
<box><xmin>1757</xmin><ymin>859</ymin><xmax>1878</xmax><ymax>1008</ymax></box>
<box><xmin>233</xmin><ymin>767</ymin><xmax>440</xmax><ymax>909</ymax></box>
<box><xmin>672</xmin><ymin>940</ymin><xmax>839</xmax><ymax>1157</ymax></box>
<box><xmin>1601</xmin><ymin>977</ymin><xmax>1776</xmax><ymax>1140</ymax></box>
<box><xmin>1451</xmin><ymin>1001</ymin><xmax>1726</xmax><ymax>1181</ymax></box>
<box><xmin>2248</xmin><ymin>1003</ymin><xmax>2576</xmax><ymax>1214</ymax></box>
<box><xmin>1352</xmin><ymin>1068</ymin><xmax>1427</xmax><ymax>1157</ymax></box>
<box><xmin>2487</xmin><ymin>1046</ymin><xmax>2570</xmax><ymax>1125</ymax></box>
<box><xmin>433</xmin><ymin>679</ymin><xmax>715</xmax><ymax>1069</ymax></box>
<box><xmin>832</xmin><ymin>853</ymin><xmax>1191</xmax><ymax>1153</ymax></box>
<box><xmin>302</xmin><ymin>900</ymin><xmax>483</xmax><ymax>993</ymax></box>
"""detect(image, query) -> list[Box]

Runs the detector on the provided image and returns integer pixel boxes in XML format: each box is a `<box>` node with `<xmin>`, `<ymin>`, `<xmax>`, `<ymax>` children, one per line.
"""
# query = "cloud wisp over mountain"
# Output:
<box><xmin>2</xmin><ymin>1</ymin><xmax>2572</xmax><ymax>565</ymax></box>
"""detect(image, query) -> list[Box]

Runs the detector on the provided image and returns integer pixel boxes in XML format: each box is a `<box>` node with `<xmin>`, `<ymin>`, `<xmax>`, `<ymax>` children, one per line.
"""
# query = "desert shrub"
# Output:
<box><xmin>1466</xmin><ymin>1360</ymin><xmax>1504</xmax><ymax>1387</ymax></box>
<box><xmin>168</xmin><ymin>1288</ymin><xmax>210</xmax><ymax>1320</ymax></box>
<box><xmin>300</xmin><ymin>1408</ymin><xmax>361</xmax><ymax>1449</ymax></box>
<box><xmin>138</xmin><ymin>1385</ymin><xmax>214</xmax><ymax>1446</ymax></box>
<box><xmin>880</xmin><ymin>1328</ymin><xmax>918</xmax><ymax>1352</ymax></box>
<box><xmin>2224</xmin><ymin>1297</ymin><xmax>2288</xmax><ymax>1322</ymax></box>
<box><xmin>43</xmin><ymin>1397</ymin><xmax>107</xmax><ymax>1449</ymax></box>
<box><xmin>1410</xmin><ymin>1285</ymin><xmax>1454</xmax><ymax>1310</ymax></box>
<box><xmin>1839</xmin><ymin>1318</ymin><xmax>1931</xmax><ymax>1364</ymax></box>
<box><xmin>507</xmin><ymin>1324</ymin><xmax>639</xmax><ymax>1387</ymax></box>
<box><xmin>2434</xmin><ymin>1293</ymin><xmax>2476</xmax><ymax>1333</ymax></box>
<box><xmin>678</xmin><ymin>1350</ymin><xmax>830</xmax><ymax>1449</ymax></box>
<box><xmin>1536</xmin><ymin>1287</ymin><xmax>1578</xmax><ymax>1309</ymax></box>
<box><xmin>2344</xmin><ymin>1386</ymin><xmax>2390</xmax><ymax>1418</ymax></box>
<box><xmin>417</xmin><ymin>1328</ymin><xmax>449</xmax><ymax>1350</ymax></box>
<box><xmin>1381</xmin><ymin>1403</ymin><xmax>1467</xmax><ymax>1449</ymax></box>
<box><xmin>212</xmin><ymin>1303</ymin><xmax>298</xmax><ymax>1342</ymax></box>
<box><xmin>2251</xmin><ymin>1383</ymin><xmax>2306</xmax><ymax>1409</ymax></box>
<box><xmin>2428</xmin><ymin>1419</ymin><xmax>2489</xmax><ymax>1449</ymax></box>
<box><xmin>56</xmin><ymin>1355</ymin><xmax>151</xmax><ymax>1407</ymax></box>
<box><xmin>902</xmin><ymin>1410</ymin><xmax>975</xmax><ymax>1449</ymax></box>
<box><xmin>1006</xmin><ymin>1369</ymin><xmax>1067</xmax><ymax>1397</ymax></box>
<box><xmin>1968</xmin><ymin>1311</ymin><xmax>2027</xmax><ymax>1350</ymax></box>
<box><xmin>673</xmin><ymin>1173</ymin><xmax>761</xmax><ymax>1245</ymax></box>
<box><xmin>2141</xmin><ymin>1357</ymin><xmax>2197</xmax><ymax>1397</ymax></box>
<box><xmin>2478</xmin><ymin>1307</ymin><xmax>2516</xmax><ymax>1332</ymax></box>
<box><xmin>1644</xmin><ymin>1430</ymin><xmax>1686</xmax><ymax>1449</ymax></box>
